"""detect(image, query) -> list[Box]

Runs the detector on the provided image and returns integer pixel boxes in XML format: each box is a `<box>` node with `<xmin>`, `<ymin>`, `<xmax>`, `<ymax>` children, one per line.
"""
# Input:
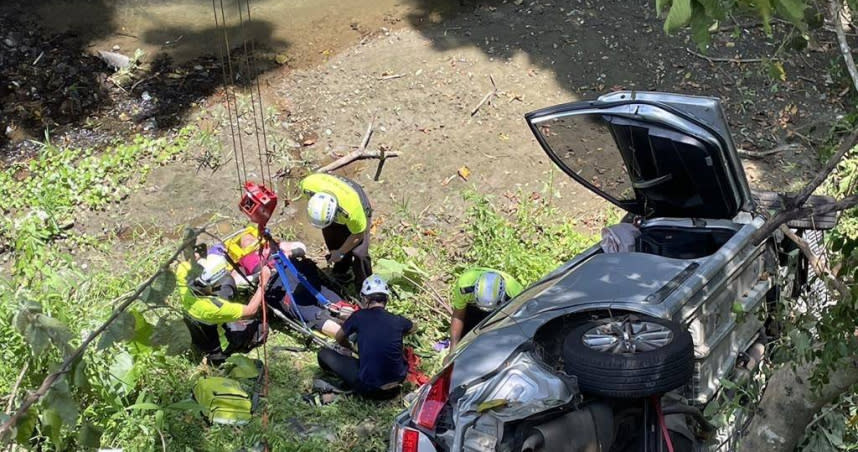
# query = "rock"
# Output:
<box><xmin>141</xmin><ymin>91</ymin><xmax>152</xmax><ymax>102</ymax></box>
<box><xmin>112</xmin><ymin>44</ymin><xmax>120</xmax><ymax>51</ymax></box>
<box><xmin>3</xmin><ymin>37</ymin><xmax>16</xmax><ymax>48</ymax></box>
<box><xmin>142</xmin><ymin>118</ymin><xmax>157</xmax><ymax>131</ymax></box>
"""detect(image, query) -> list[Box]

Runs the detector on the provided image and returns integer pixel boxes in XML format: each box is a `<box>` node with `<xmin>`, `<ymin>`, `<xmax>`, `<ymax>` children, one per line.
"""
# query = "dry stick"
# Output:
<box><xmin>315</xmin><ymin>119</ymin><xmax>401</xmax><ymax>173</ymax></box>
<box><xmin>684</xmin><ymin>48</ymin><xmax>771</xmax><ymax>63</ymax></box>
<box><xmin>779</xmin><ymin>225</ymin><xmax>850</xmax><ymax>300</ymax></box>
<box><xmin>791</xmin><ymin>129</ymin><xmax>858</xmax><ymax>209</ymax></box>
<box><xmin>402</xmin><ymin>275</ymin><xmax>452</xmax><ymax>316</ymax></box>
<box><xmin>4</xmin><ymin>363</ymin><xmax>29</xmax><ymax>414</ymax></box>
<box><xmin>378</xmin><ymin>74</ymin><xmax>406</xmax><ymax>81</ymax></box>
<box><xmin>833</xmin><ymin>0</ymin><xmax>858</xmax><ymax>94</ymax></box>
<box><xmin>737</xmin><ymin>143</ymin><xmax>803</xmax><ymax>159</ymax></box>
<box><xmin>0</xmin><ymin>228</ymin><xmax>205</xmax><ymax>440</ymax></box>
<box><xmin>470</xmin><ymin>75</ymin><xmax>498</xmax><ymax>117</ymax></box>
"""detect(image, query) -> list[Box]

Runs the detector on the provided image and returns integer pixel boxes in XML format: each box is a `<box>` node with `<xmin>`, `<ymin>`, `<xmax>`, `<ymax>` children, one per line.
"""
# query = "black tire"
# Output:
<box><xmin>562</xmin><ymin>315</ymin><xmax>694</xmax><ymax>399</ymax></box>
<box><xmin>751</xmin><ymin>190</ymin><xmax>838</xmax><ymax>230</ymax></box>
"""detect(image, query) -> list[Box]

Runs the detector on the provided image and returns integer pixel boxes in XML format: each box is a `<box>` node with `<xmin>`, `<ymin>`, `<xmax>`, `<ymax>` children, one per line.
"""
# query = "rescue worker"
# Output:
<box><xmin>449</xmin><ymin>268</ymin><xmax>524</xmax><ymax>349</ymax></box>
<box><xmin>299</xmin><ymin>173</ymin><xmax>372</xmax><ymax>292</ymax></box>
<box><xmin>175</xmin><ymin>253</ymin><xmax>271</xmax><ymax>365</ymax></box>
<box><xmin>316</xmin><ymin>275</ymin><xmax>416</xmax><ymax>399</ymax></box>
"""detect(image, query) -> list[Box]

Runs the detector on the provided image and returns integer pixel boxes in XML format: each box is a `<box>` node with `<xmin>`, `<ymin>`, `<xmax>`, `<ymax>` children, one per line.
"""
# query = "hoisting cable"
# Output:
<box><xmin>211</xmin><ymin>0</ymin><xmax>243</xmax><ymax>191</ymax></box>
<box><xmin>237</xmin><ymin>0</ymin><xmax>267</xmax><ymax>187</ymax></box>
<box><xmin>243</xmin><ymin>0</ymin><xmax>273</xmax><ymax>186</ymax></box>
<box><xmin>219</xmin><ymin>0</ymin><xmax>249</xmax><ymax>185</ymax></box>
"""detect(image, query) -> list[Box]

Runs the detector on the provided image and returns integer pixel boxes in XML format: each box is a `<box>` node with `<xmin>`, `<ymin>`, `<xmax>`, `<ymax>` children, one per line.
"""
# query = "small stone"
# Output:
<box><xmin>3</xmin><ymin>37</ymin><xmax>16</xmax><ymax>48</ymax></box>
<box><xmin>194</xmin><ymin>65</ymin><xmax>203</xmax><ymax>70</ymax></box>
<box><xmin>112</xmin><ymin>44</ymin><xmax>120</xmax><ymax>51</ymax></box>
<box><xmin>141</xmin><ymin>91</ymin><xmax>152</xmax><ymax>101</ymax></box>
<box><xmin>325</xmin><ymin>129</ymin><xmax>332</xmax><ymax>136</ymax></box>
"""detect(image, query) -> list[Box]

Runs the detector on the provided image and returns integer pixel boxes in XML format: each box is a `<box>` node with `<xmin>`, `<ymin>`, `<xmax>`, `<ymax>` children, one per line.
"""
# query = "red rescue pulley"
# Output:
<box><xmin>239</xmin><ymin>181</ymin><xmax>278</xmax><ymax>229</ymax></box>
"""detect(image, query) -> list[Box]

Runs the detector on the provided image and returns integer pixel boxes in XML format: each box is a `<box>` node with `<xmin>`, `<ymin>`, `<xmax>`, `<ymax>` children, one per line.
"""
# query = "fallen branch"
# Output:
<box><xmin>737</xmin><ymin>143</ymin><xmax>803</xmax><ymax>159</ymax></box>
<box><xmin>470</xmin><ymin>75</ymin><xmax>498</xmax><ymax>117</ymax></box>
<box><xmin>684</xmin><ymin>47</ymin><xmax>772</xmax><ymax>63</ymax></box>
<box><xmin>315</xmin><ymin>119</ymin><xmax>400</xmax><ymax>173</ymax></box>
<box><xmin>0</xmin><ymin>227</ymin><xmax>206</xmax><ymax>440</ymax></box>
<box><xmin>779</xmin><ymin>225</ymin><xmax>850</xmax><ymax>300</ymax></box>
<box><xmin>317</xmin><ymin>150</ymin><xmax>401</xmax><ymax>173</ymax></box>
<box><xmin>402</xmin><ymin>275</ymin><xmax>453</xmax><ymax>316</ymax></box>
<box><xmin>832</xmin><ymin>0</ymin><xmax>858</xmax><ymax>94</ymax></box>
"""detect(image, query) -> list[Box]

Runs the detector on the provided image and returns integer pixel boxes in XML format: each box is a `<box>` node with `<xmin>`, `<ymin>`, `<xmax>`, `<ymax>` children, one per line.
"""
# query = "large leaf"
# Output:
<box><xmin>697</xmin><ymin>0</ymin><xmax>727</xmax><ymax>20</ymax></box>
<box><xmin>108</xmin><ymin>350</ymin><xmax>137</xmax><ymax>394</ymax></box>
<box><xmin>15</xmin><ymin>408</ymin><xmax>38</xmax><ymax>445</ymax></box>
<box><xmin>167</xmin><ymin>399</ymin><xmax>204</xmax><ymax>415</ymax></box>
<box><xmin>226</xmin><ymin>355</ymin><xmax>260</xmax><ymax>379</ymax></box>
<box><xmin>77</xmin><ymin>423</ymin><xmax>102</xmax><ymax>449</ymax></box>
<box><xmin>128</xmin><ymin>310</ymin><xmax>154</xmax><ymax>356</ymax></box>
<box><xmin>150</xmin><ymin>318</ymin><xmax>191</xmax><ymax>355</ymax></box>
<box><xmin>775</xmin><ymin>0</ymin><xmax>807</xmax><ymax>25</ymax></box>
<box><xmin>139</xmin><ymin>271</ymin><xmax>176</xmax><ymax>306</ymax></box>
<box><xmin>690</xmin><ymin>2</ymin><xmax>715</xmax><ymax>49</ymax></box>
<box><xmin>664</xmin><ymin>0</ymin><xmax>693</xmax><ymax>33</ymax></box>
<box><xmin>36</xmin><ymin>314</ymin><xmax>73</xmax><ymax>353</ymax></box>
<box><xmin>96</xmin><ymin>310</ymin><xmax>136</xmax><ymax>351</ymax></box>
<box><xmin>40</xmin><ymin>379</ymin><xmax>78</xmax><ymax>441</ymax></box>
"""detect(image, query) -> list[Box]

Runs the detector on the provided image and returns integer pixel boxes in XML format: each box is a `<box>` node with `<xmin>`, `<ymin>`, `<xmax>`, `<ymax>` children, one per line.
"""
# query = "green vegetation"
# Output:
<box><xmin>0</xmin><ymin>141</ymin><xmax>596</xmax><ymax>450</ymax></box>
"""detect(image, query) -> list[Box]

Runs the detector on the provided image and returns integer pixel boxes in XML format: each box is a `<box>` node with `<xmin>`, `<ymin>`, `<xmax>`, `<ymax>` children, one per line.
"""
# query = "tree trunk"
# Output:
<box><xmin>739</xmin><ymin>356</ymin><xmax>858</xmax><ymax>451</ymax></box>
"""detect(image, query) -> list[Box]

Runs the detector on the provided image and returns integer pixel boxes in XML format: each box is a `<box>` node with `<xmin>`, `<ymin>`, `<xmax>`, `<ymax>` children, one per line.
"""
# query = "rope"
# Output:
<box><xmin>212</xmin><ymin>0</ymin><xmax>243</xmax><ymax>191</ymax></box>
<box><xmin>244</xmin><ymin>0</ymin><xmax>272</xmax><ymax>186</ymax></box>
<box><xmin>236</xmin><ymin>0</ymin><xmax>267</xmax><ymax>187</ymax></box>
<box><xmin>219</xmin><ymin>0</ymin><xmax>249</xmax><ymax>185</ymax></box>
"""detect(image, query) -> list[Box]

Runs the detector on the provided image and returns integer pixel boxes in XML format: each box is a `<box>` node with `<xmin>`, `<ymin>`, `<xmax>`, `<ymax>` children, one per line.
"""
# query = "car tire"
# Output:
<box><xmin>751</xmin><ymin>190</ymin><xmax>838</xmax><ymax>230</ymax></box>
<box><xmin>562</xmin><ymin>315</ymin><xmax>694</xmax><ymax>399</ymax></box>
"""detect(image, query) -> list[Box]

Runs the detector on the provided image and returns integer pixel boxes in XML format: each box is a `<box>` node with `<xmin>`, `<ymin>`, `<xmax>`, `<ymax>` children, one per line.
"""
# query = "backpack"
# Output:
<box><xmin>193</xmin><ymin>377</ymin><xmax>253</xmax><ymax>425</ymax></box>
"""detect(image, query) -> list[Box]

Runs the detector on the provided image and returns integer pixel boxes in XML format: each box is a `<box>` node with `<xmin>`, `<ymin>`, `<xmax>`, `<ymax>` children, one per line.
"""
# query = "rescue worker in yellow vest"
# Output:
<box><xmin>449</xmin><ymin>268</ymin><xmax>524</xmax><ymax>350</ymax></box>
<box><xmin>300</xmin><ymin>173</ymin><xmax>373</xmax><ymax>292</ymax></box>
<box><xmin>175</xmin><ymin>253</ymin><xmax>271</xmax><ymax>365</ymax></box>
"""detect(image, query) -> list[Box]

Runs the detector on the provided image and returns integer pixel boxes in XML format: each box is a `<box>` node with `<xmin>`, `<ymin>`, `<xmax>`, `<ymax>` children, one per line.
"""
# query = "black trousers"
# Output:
<box><xmin>463</xmin><ymin>304</ymin><xmax>490</xmax><ymax>337</ymax></box>
<box><xmin>316</xmin><ymin>347</ymin><xmax>400</xmax><ymax>399</ymax></box>
<box><xmin>322</xmin><ymin>222</ymin><xmax>372</xmax><ymax>292</ymax></box>
<box><xmin>183</xmin><ymin>317</ymin><xmax>266</xmax><ymax>364</ymax></box>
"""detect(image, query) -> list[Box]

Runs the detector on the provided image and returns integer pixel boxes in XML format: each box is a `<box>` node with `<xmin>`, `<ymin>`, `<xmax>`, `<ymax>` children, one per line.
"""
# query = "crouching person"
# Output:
<box><xmin>316</xmin><ymin>275</ymin><xmax>416</xmax><ymax>399</ymax></box>
<box><xmin>449</xmin><ymin>268</ymin><xmax>523</xmax><ymax>350</ymax></box>
<box><xmin>175</xmin><ymin>254</ymin><xmax>271</xmax><ymax>365</ymax></box>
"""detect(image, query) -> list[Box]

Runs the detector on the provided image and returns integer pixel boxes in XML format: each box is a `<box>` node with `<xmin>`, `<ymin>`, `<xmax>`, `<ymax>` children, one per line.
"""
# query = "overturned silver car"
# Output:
<box><xmin>389</xmin><ymin>92</ymin><xmax>837</xmax><ymax>452</ymax></box>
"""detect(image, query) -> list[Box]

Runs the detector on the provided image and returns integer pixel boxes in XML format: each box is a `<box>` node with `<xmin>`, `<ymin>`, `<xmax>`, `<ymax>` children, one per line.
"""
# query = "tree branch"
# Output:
<box><xmin>314</xmin><ymin>118</ymin><xmax>401</xmax><ymax>173</ymax></box>
<box><xmin>752</xmin><ymin>194</ymin><xmax>858</xmax><ymax>244</ymax></box>
<box><xmin>739</xmin><ymin>356</ymin><xmax>858</xmax><ymax>451</ymax></box>
<box><xmin>0</xmin><ymin>227</ymin><xmax>206</xmax><ymax>440</ymax></box>
<box><xmin>791</xmin><ymin>129</ymin><xmax>858</xmax><ymax>209</ymax></box>
<box><xmin>832</xmin><ymin>0</ymin><xmax>858</xmax><ymax>94</ymax></box>
<box><xmin>779</xmin><ymin>225</ymin><xmax>850</xmax><ymax>300</ymax></box>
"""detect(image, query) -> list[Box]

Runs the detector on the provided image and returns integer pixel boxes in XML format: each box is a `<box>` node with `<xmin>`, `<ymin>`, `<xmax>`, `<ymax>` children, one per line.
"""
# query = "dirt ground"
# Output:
<box><xmin>5</xmin><ymin>0</ymin><xmax>854</xmax><ymax>251</ymax></box>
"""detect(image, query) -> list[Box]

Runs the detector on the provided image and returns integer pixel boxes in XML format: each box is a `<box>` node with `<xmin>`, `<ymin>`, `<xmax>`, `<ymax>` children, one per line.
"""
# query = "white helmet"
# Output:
<box><xmin>307</xmin><ymin>192</ymin><xmax>338</xmax><ymax>228</ymax></box>
<box><xmin>473</xmin><ymin>271</ymin><xmax>506</xmax><ymax>311</ymax></box>
<box><xmin>361</xmin><ymin>274</ymin><xmax>390</xmax><ymax>297</ymax></box>
<box><xmin>195</xmin><ymin>254</ymin><xmax>229</xmax><ymax>287</ymax></box>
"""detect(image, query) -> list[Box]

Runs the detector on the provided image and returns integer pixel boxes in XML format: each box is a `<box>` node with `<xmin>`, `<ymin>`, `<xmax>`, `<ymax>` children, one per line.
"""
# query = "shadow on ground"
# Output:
<box><xmin>0</xmin><ymin>0</ymin><xmax>285</xmax><ymax>159</ymax></box>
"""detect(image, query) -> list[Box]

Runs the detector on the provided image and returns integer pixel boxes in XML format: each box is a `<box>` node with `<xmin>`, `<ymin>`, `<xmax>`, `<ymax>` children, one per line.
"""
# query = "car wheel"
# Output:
<box><xmin>562</xmin><ymin>315</ymin><xmax>694</xmax><ymax>398</ymax></box>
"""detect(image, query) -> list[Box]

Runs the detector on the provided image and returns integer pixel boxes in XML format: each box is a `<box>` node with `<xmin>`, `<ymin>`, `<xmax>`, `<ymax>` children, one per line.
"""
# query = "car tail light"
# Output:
<box><xmin>402</xmin><ymin>428</ymin><xmax>419</xmax><ymax>452</ymax></box>
<box><xmin>413</xmin><ymin>364</ymin><xmax>453</xmax><ymax>430</ymax></box>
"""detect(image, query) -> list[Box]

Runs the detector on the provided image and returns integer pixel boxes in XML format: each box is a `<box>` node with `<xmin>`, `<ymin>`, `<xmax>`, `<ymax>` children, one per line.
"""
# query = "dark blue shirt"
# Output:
<box><xmin>342</xmin><ymin>307</ymin><xmax>413</xmax><ymax>390</ymax></box>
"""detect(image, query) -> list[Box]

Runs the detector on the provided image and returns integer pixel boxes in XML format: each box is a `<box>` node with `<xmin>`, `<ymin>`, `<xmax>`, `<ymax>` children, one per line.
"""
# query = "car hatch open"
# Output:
<box><xmin>525</xmin><ymin>91</ymin><xmax>753</xmax><ymax>219</ymax></box>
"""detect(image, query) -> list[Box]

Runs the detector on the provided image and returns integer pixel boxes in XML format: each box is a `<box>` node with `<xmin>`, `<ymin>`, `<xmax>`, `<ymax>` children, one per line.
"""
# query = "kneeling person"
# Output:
<box><xmin>450</xmin><ymin>268</ymin><xmax>523</xmax><ymax>349</ymax></box>
<box><xmin>176</xmin><ymin>254</ymin><xmax>270</xmax><ymax>364</ymax></box>
<box><xmin>317</xmin><ymin>275</ymin><xmax>416</xmax><ymax>399</ymax></box>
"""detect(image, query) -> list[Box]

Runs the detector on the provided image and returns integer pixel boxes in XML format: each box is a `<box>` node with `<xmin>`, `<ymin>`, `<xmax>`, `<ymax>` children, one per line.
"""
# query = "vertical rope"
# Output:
<box><xmin>237</xmin><ymin>0</ymin><xmax>267</xmax><ymax>187</ymax></box>
<box><xmin>244</xmin><ymin>0</ymin><xmax>272</xmax><ymax>186</ymax></box>
<box><xmin>220</xmin><ymin>0</ymin><xmax>249</xmax><ymax>184</ymax></box>
<box><xmin>212</xmin><ymin>0</ymin><xmax>243</xmax><ymax>191</ymax></box>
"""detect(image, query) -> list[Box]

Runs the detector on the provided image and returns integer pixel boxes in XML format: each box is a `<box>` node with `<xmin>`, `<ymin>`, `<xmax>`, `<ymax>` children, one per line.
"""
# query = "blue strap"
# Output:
<box><xmin>270</xmin><ymin>251</ymin><xmax>307</xmax><ymax>326</ymax></box>
<box><xmin>274</xmin><ymin>250</ymin><xmax>333</xmax><ymax>306</ymax></box>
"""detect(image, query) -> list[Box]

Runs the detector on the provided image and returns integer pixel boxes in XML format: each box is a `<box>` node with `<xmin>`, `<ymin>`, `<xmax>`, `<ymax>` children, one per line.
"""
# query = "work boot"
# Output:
<box><xmin>313</xmin><ymin>378</ymin><xmax>350</xmax><ymax>394</ymax></box>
